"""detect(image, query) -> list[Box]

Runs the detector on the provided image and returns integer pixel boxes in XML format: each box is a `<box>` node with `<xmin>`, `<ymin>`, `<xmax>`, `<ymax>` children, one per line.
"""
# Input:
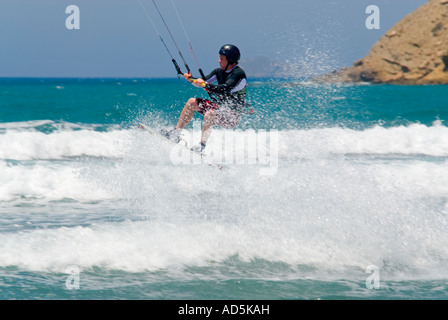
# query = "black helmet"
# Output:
<box><xmin>219</xmin><ymin>44</ymin><xmax>241</xmax><ymax>64</ymax></box>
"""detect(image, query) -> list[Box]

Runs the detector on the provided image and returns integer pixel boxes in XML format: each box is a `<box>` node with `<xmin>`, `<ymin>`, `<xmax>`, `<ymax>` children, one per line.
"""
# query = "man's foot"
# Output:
<box><xmin>191</xmin><ymin>142</ymin><xmax>206</xmax><ymax>154</ymax></box>
<box><xmin>160</xmin><ymin>127</ymin><xmax>181</xmax><ymax>143</ymax></box>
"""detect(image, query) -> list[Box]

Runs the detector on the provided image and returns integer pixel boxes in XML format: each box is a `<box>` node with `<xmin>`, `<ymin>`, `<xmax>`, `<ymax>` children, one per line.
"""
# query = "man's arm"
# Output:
<box><xmin>183</xmin><ymin>72</ymin><xmax>206</xmax><ymax>88</ymax></box>
<box><xmin>205</xmin><ymin>68</ymin><xmax>245</xmax><ymax>94</ymax></box>
<box><xmin>184</xmin><ymin>68</ymin><xmax>219</xmax><ymax>88</ymax></box>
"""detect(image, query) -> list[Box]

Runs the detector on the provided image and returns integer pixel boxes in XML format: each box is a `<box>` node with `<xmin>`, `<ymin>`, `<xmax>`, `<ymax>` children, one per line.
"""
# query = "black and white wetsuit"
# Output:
<box><xmin>203</xmin><ymin>65</ymin><xmax>247</xmax><ymax>113</ymax></box>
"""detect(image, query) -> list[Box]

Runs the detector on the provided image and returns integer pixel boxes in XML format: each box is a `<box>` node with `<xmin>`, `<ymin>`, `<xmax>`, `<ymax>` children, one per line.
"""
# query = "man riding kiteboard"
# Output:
<box><xmin>161</xmin><ymin>44</ymin><xmax>248</xmax><ymax>153</ymax></box>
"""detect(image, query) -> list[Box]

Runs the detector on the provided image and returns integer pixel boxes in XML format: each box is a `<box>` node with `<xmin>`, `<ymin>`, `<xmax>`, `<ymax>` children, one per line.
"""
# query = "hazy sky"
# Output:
<box><xmin>0</xmin><ymin>0</ymin><xmax>427</xmax><ymax>78</ymax></box>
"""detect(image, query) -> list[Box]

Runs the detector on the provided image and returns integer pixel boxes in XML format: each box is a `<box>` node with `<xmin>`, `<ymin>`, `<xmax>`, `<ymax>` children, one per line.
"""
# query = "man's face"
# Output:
<box><xmin>219</xmin><ymin>55</ymin><xmax>228</xmax><ymax>71</ymax></box>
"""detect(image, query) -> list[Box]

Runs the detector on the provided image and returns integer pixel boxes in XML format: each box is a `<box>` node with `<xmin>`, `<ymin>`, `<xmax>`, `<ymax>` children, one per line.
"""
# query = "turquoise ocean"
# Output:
<box><xmin>0</xmin><ymin>77</ymin><xmax>448</xmax><ymax>300</ymax></box>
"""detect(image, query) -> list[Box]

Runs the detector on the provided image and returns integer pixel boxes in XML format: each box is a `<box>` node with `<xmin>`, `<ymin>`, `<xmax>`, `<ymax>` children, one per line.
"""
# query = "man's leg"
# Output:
<box><xmin>176</xmin><ymin>98</ymin><xmax>199</xmax><ymax>131</ymax></box>
<box><xmin>162</xmin><ymin>98</ymin><xmax>200</xmax><ymax>142</ymax></box>
<box><xmin>201</xmin><ymin>109</ymin><xmax>216</xmax><ymax>145</ymax></box>
<box><xmin>173</xmin><ymin>98</ymin><xmax>217</xmax><ymax>152</ymax></box>
<box><xmin>189</xmin><ymin>110</ymin><xmax>215</xmax><ymax>153</ymax></box>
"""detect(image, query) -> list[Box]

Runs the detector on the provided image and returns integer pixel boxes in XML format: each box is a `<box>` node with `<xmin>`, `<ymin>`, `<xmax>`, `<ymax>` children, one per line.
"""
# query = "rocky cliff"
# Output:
<box><xmin>318</xmin><ymin>0</ymin><xmax>448</xmax><ymax>84</ymax></box>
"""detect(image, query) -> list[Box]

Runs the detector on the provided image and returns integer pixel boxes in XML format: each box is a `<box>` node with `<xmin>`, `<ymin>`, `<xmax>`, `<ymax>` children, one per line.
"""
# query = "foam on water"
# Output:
<box><xmin>0</xmin><ymin>161</ymin><xmax>116</xmax><ymax>203</ymax></box>
<box><xmin>1</xmin><ymin>120</ymin><xmax>447</xmax><ymax>161</ymax></box>
<box><xmin>0</xmin><ymin>123</ymin><xmax>128</xmax><ymax>161</ymax></box>
<box><xmin>1</xmin><ymin>121</ymin><xmax>447</xmax><ymax>281</ymax></box>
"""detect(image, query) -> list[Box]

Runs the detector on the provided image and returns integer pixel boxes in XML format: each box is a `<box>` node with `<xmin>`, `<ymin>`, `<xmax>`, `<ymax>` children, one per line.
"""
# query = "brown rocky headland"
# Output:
<box><xmin>315</xmin><ymin>0</ymin><xmax>448</xmax><ymax>84</ymax></box>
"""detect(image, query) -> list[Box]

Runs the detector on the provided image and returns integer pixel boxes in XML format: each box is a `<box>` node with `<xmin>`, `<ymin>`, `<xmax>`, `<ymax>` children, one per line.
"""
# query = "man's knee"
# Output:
<box><xmin>187</xmin><ymin>98</ymin><xmax>197</xmax><ymax>107</ymax></box>
<box><xmin>204</xmin><ymin>109</ymin><xmax>216</xmax><ymax>118</ymax></box>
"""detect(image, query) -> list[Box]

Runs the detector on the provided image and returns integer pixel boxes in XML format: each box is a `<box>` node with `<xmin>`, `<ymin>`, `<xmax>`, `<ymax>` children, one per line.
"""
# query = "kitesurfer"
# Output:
<box><xmin>161</xmin><ymin>44</ymin><xmax>247</xmax><ymax>153</ymax></box>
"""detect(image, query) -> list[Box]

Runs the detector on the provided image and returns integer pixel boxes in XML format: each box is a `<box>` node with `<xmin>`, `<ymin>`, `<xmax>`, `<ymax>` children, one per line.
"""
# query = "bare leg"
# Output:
<box><xmin>176</xmin><ymin>98</ymin><xmax>199</xmax><ymax>131</ymax></box>
<box><xmin>174</xmin><ymin>98</ymin><xmax>216</xmax><ymax>148</ymax></box>
<box><xmin>201</xmin><ymin>110</ymin><xmax>216</xmax><ymax>145</ymax></box>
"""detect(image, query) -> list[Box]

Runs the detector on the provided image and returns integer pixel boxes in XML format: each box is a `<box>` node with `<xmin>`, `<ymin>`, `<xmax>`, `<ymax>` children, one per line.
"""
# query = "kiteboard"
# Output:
<box><xmin>138</xmin><ymin>123</ymin><xmax>224</xmax><ymax>170</ymax></box>
<box><xmin>138</xmin><ymin>123</ymin><xmax>204</xmax><ymax>158</ymax></box>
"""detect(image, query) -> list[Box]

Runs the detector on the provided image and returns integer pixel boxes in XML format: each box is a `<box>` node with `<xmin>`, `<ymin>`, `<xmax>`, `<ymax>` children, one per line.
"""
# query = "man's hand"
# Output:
<box><xmin>193</xmin><ymin>78</ymin><xmax>205</xmax><ymax>86</ymax></box>
<box><xmin>184</xmin><ymin>73</ymin><xmax>206</xmax><ymax>88</ymax></box>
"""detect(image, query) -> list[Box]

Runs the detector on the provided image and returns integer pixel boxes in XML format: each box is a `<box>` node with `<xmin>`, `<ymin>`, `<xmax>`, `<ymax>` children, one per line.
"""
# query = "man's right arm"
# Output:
<box><xmin>204</xmin><ymin>69</ymin><xmax>219</xmax><ymax>83</ymax></box>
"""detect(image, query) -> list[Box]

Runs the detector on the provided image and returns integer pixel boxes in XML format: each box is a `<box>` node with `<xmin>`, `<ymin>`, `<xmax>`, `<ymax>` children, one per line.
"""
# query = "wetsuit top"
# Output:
<box><xmin>204</xmin><ymin>65</ymin><xmax>247</xmax><ymax>112</ymax></box>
